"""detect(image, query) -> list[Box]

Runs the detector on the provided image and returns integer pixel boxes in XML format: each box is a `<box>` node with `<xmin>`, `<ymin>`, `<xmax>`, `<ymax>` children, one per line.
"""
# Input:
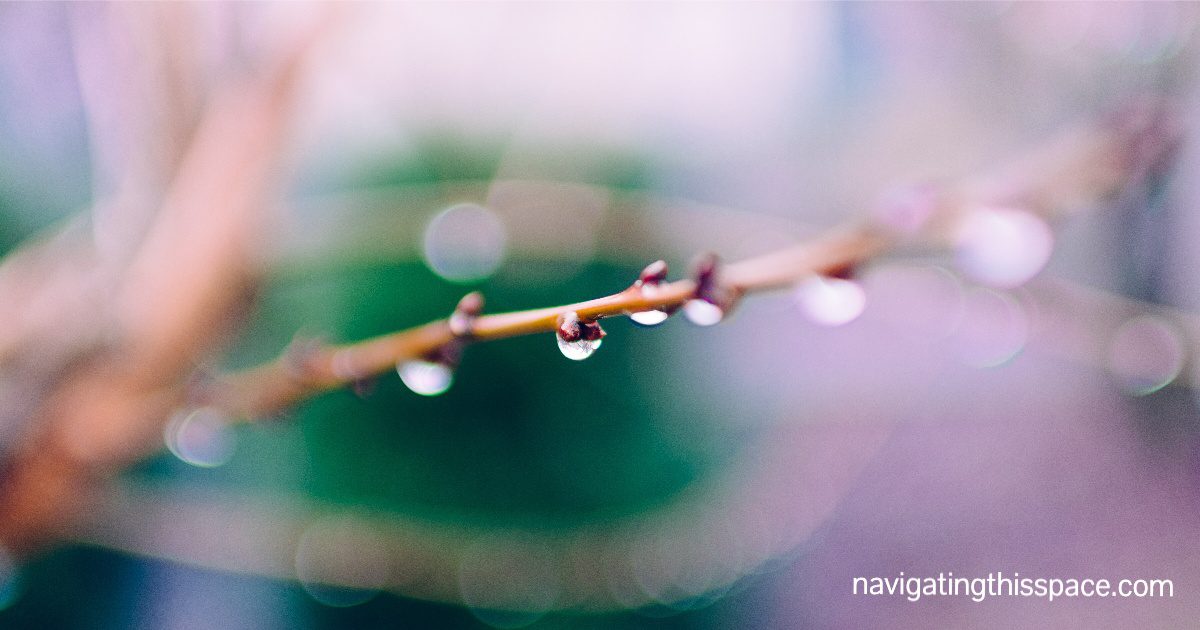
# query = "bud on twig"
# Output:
<box><xmin>449</xmin><ymin>291</ymin><xmax>485</xmax><ymax>337</ymax></box>
<box><xmin>683</xmin><ymin>253</ymin><xmax>738</xmax><ymax>326</ymax></box>
<box><xmin>637</xmin><ymin>260</ymin><xmax>669</xmax><ymax>286</ymax></box>
<box><xmin>823</xmin><ymin>261</ymin><xmax>858</xmax><ymax>281</ymax></box>
<box><xmin>556</xmin><ymin>311</ymin><xmax>605</xmax><ymax>360</ymax></box>
<box><xmin>396</xmin><ymin>292</ymin><xmax>485</xmax><ymax>397</ymax></box>
<box><xmin>692</xmin><ymin>252</ymin><xmax>719</xmax><ymax>298</ymax></box>
<box><xmin>351</xmin><ymin>377</ymin><xmax>377</xmax><ymax>398</ymax></box>
<box><xmin>630</xmin><ymin>260</ymin><xmax>674</xmax><ymax>326</ymax></box>
<box><xmin>556</xmin><ymin>311</ymin><xmax>583</xmax><ymax>342</ymax></box>
<box><xmin>557</xmin><ymin>311</ymin><xmax>605</xmax><ymax>342</ymax></box>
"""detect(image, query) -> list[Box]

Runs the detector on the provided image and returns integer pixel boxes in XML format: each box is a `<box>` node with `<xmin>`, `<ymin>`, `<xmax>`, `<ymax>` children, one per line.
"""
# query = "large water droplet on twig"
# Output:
<box><xmin>683</xmin><ymin>299</ymin><xmax>724</xmax><ymax>326</ymax></box>
<box><xmin>397</xmin><ymin>360</ymin><xmax>454</xmax><ymax>396</ymax></box>
<box><xmin>632</xmin><ymin>260</ymin><xmax>672</xmax><ymax>327</ymax></box>
<box><xmin>631</xmin><ymin>309</ymin><xmax>670</xmax><ymax>327</ymax></box>
<box><xmin>557</xmin><ymin>336</ymin><xmax>602</xmax><ymax>360</ymax></box>
<box><xmin>955</xmin><ymin>206</ymin><xmax>1053</xmax><ymax>288</ymax></box>
<box><xmin>794</xmin><ymin>275</ymin><xmax>867</xmax><ymax>326</ymax></box>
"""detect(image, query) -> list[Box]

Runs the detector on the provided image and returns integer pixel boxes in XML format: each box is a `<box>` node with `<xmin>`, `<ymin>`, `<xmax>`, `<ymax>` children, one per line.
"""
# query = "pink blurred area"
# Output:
<box><xmin>716</xmin><ymin>277</ymin><xmax>1200</xmax><ymax>627</ymax></box>
<box><xmin>0</xmin><ymin>2</ymin><xmax>1198</xmax><ymax>629</ymax></box>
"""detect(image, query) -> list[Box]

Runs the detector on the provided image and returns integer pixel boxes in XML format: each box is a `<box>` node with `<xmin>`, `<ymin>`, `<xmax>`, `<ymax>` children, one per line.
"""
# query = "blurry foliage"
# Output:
<box><xmin>0</xmin><ymin>187</ymin><xmax>30</xmax><ymax>255</ymax></box>
<box><xmin>0</xmin><ymin>175</ymin><xmax>87</xmax><ymax>257</ymax></box>
<box><xmin>300</xmin><ymin>134</ymin><xmax>660</xmax><ymax>197</ymax></box>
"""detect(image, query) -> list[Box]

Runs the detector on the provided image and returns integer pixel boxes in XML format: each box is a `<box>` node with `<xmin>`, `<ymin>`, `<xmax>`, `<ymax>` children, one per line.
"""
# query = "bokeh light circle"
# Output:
<box><xmin>951</xmin><ymin>288</ymin><xmax>1030</xmax><ymax>368</ymax></box>
<box><xmin>955</xmin><ymin>206</ymin><xmax>1054</xmax><ymax>288</ymax></box>
<box><xmin>1108</xmin><ymin>315</ymin><xmax>1185</xmax><ymax>396</ymax></box>
<box><xmin>683</xmin><ymin>300</ymin><xmax>724</xmax><ymax>326</ymax></box>
<box><xmin>163</xmin><ymin>407</ymin><xmax>236</xmax><ymax>468</ymax></box>
<box><xmin>794</xmin><ymin>275</ymin><xmax>867</xmax><ymax>326</ymax></box>
<box><xmin>397</xmin><ymin>360</ymin><xmax>454</xmax><ymax>396</ymax></box>
<box><xmin>422</xmin><ymin>203</ymin><xmax>508</xmax><ymax>283</ymax></box>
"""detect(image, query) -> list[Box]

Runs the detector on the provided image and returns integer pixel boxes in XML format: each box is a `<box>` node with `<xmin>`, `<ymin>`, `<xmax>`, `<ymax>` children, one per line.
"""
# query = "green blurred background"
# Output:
<box><xmin>0</xmin><ymin>138</ymin><xmax>767</xmax><ymax>629</ymax></box>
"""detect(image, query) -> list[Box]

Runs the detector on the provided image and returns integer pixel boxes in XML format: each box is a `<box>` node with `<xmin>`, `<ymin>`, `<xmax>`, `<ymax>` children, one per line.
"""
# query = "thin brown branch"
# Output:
<box><xmin>206</xmin><ymin>105</ymin><xmax>1178</xmax><ymax>421</ymax></box>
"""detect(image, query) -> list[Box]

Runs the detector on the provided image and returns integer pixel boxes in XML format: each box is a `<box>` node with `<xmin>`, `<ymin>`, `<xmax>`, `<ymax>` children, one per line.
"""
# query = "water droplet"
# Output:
<box><xmin>631</xmin><ymin>262</ymin><xmax>672</xmax><ymax>327</ymax></box>
<box><xmin>683</xmin><ymin>299</ymin><xmax>724</xmax><ymax>326</ymax></box>
<box><xmin>955</xmin><ymin>206</ymin><xmax>1054</xmax><ymax>288</ymax></box>
<box><xmin>397</xmin><ymin>360</ymin><xmax>453</xmax><ymax>396</ymax></box>
<box><xmin>164</xmin><ymin>407</ymin><xmax>236</xmax><ymax>468</ymax></box>
<box><xmin>557</xmin><ymin>336</ymin><xmax>602</xmax><ymax>361</ymax></box>
<box><xmin>794</xmin><ymin>276</ymin><xmax>867</xmax><ymax>326</ymax></box>
<box><xmin>1108</xmin><ymin>315</ymin><xmax>1184</xmax><ymax>396</ymax></box>
<box><xmin>630</xmin><ymin>309</ymin><xmax>670</xmax><ymax>327</ymax></box>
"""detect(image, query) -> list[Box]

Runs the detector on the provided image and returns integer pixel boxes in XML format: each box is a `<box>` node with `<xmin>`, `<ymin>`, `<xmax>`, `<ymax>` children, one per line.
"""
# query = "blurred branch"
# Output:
<box><xmin>0</xmin><ymin>11</ymin><xmax>334</xmax><ymax>554</ymax></box>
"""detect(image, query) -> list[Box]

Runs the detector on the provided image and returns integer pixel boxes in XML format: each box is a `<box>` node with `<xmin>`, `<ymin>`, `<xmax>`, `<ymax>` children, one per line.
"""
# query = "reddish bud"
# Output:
<box><xmin>823</xmin><ymin>262</ymin><xmax>858</xmax><ymax>281</ymax></box>
<box><xmin>427</xmin><ymin>343</ymin><xmax>463</xmax><ymax>368</ymax></box>
<box><xmin>557</xmin><ymin>311</ymin><xmax>583</xmax><ymax>342</ymax></box>
<box><xmin>684</xmin><ymin>252</ymin><xmax>742</xmax><ymax>324</ymax></box>
<box><xmin>351</xmin><ymin>377</ymin><xmax>377</xmax><ymax>398</ymax></box>
<box><xmin>580</xmin><ymin>320</ymin><xmax>606</xmax><ymax>341</ymax></box>
<box><xmin>449</xmin><ymin>291</ymin><xmax>485</xmax><ymax>337</ymax></box>
<box><xmin>692</xmin><ymin>252</ymin><xmax>718</xmax><ymax>291</ymax></box>
<box><xmin>456</xmin><ymin>291</ymin><xmax>485</xmax><ymax>317</ymax></box>
<box><xmin>557</xmin><ymin>310</ymin><xmax>604</xmax><ymax>342</ymax></box>
<box><xmin>1107</xmin><ymin>99</ymin><xmax>1182</xmax><ymax>179</ymax></box>
<box><xmin>690</xmin><ymin>252</ymin><xmax>723</xmax><ymax>303</ymax></box>
<box><xmin>638</xmin><ymin>260</ymin><xmax>669</xmax><ymax>286</ymax></box>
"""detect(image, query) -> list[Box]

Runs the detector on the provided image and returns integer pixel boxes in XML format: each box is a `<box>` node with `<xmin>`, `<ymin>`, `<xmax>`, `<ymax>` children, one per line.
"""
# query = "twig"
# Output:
<box><xmin>205</xmin><ymin>103</ymin><xmax>1178</xmax><ymax>421</ymax></box>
